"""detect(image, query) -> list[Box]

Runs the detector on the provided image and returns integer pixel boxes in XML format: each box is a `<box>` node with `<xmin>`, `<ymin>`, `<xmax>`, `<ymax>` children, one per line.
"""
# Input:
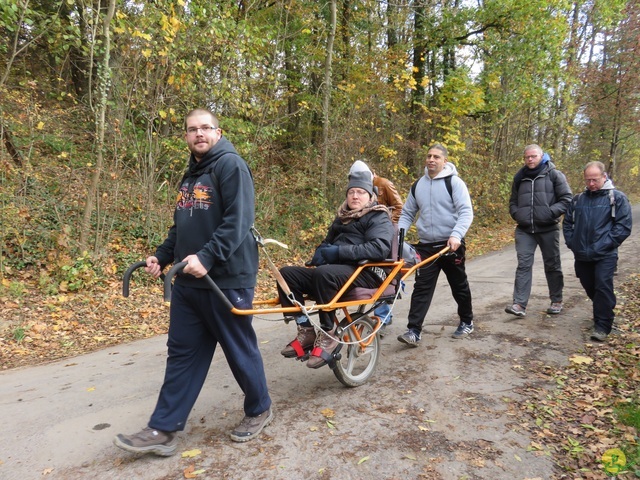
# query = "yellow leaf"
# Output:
<box><xmin>569</xmin><ymin>355</ymin><xmax>593</xmax><ymax>365</ymax></box>
<box><xmin>309</xmin><ymin>426</ymin><xmax>318</xmax><ymax>431</ymax></box>
<box><xmin>404</xmin><ymin>454</ymin><xmax>417</xmax><ymax>460</ymax></box>
<box><xmin>87</xmin><ymin>386</ymin><xmax>95</xmax><ymax>392</ymax></box>
<box><xmin>514</xmin><ymin>454</ymin><xmax>522</xmax><ymax>462</ymax></box>
<box><xmin>418</xmin><ymin>425</ymin><xmax>429</xmax><ymax>431</ymax></box>
<box><xmin>321</xmin><ymin>408</ymin><xmax>335</xmax><ymax>418</ymax></box>
<box><xmin>602</xmin><ymin>448</ymin><xmax>627</xmax><ymax>474</ymax></box>
<box><xmin>357</xmin><ymin>456</ymin><xmax>369</xmax><ymax>464</ymax></box>
<box><xmin>37</xmin><ymin>121</ymin><xmax>45</xmax><ymax>130</ymax></box>
<box><xmin>182</xmin><ymin>449</ymin><xmax>201</xmax><ymax>458</ymax></box>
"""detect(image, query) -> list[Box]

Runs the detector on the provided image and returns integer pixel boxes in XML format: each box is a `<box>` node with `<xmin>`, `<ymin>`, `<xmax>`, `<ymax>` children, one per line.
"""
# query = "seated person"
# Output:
<box><xmin>277</xmin><ymin>164</ymin><xmax>395</xmax><ymax>369</ymax></box>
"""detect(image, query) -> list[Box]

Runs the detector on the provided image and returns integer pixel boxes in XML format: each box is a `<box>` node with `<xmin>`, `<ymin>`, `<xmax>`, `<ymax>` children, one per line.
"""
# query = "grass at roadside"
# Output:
<box><xmin>517</xmin><ymin>274</ymin><xmax>640</xmax><ymax>479</ymax></box>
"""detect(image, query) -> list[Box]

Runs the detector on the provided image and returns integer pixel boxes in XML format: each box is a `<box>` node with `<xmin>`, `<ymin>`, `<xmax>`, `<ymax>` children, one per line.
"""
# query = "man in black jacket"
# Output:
<box><xmin>114</xmin><ymin>109</ymin><xmax>272</xmax><ymax>456</ymax></box>
<box><xmin>563</xmin><ymin>161</ymin><xmax>632</xmax><ymax>342</ymax></box>
<box><xmin>505</xmin><ymin>145</ymin><xmax>572</xmax><ymax>318</ymax></box>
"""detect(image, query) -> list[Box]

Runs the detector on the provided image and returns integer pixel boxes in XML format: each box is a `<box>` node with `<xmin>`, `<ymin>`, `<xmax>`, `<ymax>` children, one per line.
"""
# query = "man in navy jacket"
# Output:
<box><xmin>563</xmin><ymin>161</ymin><xmax>632</xmax><ymax>342</ymax></box>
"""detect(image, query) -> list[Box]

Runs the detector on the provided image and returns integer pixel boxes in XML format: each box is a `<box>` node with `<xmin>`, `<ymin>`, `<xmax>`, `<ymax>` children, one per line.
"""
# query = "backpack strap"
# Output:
<box><xmin>410</xmin><ymin>176</ymin><xmax>453</xmax><ymax>204</ymax></box>
<box><xmin>609</xmin><ymin>189</ymin><xmax>616</xmax><ymax>219</ymax></box>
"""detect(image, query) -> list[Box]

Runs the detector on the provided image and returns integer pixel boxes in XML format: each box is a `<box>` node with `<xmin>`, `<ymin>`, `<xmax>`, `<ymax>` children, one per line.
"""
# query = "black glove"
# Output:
<box><xmin>310</xmin><ymin>246</ymin><xmax>327</xmax><ymax>266</ymax></box>
<box><xmin>319</xmin><ymin>245</ymin><xmax>339</xmax><ymax>264</ymax></box>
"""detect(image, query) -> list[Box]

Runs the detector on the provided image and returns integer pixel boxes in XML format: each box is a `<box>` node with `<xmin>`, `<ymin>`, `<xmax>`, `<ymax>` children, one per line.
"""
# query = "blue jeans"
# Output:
<box><xmin>374</xmin><ymin>302</ymin><xmax>392</xmax><ymax>324</ymax></box>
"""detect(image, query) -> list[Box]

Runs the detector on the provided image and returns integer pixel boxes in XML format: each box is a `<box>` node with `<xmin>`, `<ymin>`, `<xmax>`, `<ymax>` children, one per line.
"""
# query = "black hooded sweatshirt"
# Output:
<box><xmin>154</xmin><ymin>137</ymin><xmax>258</xmax><ymax>289</ymax></box>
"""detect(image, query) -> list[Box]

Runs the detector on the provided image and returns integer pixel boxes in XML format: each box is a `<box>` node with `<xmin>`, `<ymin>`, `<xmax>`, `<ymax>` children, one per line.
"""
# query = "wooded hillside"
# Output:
<box><xmin>1</xmin><ymin>0</ymin><xmax>639</xmax><ymax>291</ymax></box>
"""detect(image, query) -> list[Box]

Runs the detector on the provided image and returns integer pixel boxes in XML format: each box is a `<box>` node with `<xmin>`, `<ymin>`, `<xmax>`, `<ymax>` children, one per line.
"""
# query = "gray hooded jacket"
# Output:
<box><xmin>398</xmin><ymin>163</ymin><xmax>473</xmax><ymax>243</ymax></box>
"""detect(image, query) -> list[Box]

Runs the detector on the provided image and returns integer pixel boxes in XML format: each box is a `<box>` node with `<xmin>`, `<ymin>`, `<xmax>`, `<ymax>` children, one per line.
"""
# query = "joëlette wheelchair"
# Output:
<box><xmin>122</xmin><ymin>230</ymin><xmax>449</xmax><ymax>388</ymax></box>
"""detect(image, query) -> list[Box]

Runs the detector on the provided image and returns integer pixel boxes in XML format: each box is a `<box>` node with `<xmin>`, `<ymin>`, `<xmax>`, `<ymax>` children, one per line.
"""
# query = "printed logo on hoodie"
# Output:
<box><xmin>176</xmin><ymin>180</ymin><xmax>213</xmax><ymax>211</ymax></box>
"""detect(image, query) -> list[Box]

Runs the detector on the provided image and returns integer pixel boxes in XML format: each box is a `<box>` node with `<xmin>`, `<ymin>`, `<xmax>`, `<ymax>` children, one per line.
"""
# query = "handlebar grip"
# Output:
<box><xmin>163</xmin><ymin>262</ymin><xmax>235</xmax><ymax>312</ymax></box>
<box><xmin>122</xmin><ymin>261</ymin><xmax>148</xmax><ymax>297</ymax></box>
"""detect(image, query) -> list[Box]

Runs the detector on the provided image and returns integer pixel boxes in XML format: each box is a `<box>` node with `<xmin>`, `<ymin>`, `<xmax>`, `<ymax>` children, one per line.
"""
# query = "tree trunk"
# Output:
<box><xmin>79</xmin><ymin>0</ymin><xmax>116</xmax><ymax>250</ymax></box>
<box><xmin>1</xmin><ymin>119</ymin><xmax>23</xmax><ymax>166</ymax></box>
<box><xmin>321</xmin><ymin>0</ymin><xmax>337</xmax><ymax>191</ymax></box>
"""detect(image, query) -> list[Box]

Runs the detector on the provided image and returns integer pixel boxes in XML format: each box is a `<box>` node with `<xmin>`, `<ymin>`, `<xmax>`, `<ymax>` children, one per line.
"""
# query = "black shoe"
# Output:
<box><xmin>452</xmin><ymin>322</ymin><xmax>474</xmax><ymax>339</ymax></box>
<box><xmin>590</xmin><ymin>330</ymin><xmax>608</xmax><ymax>342</ymax></box>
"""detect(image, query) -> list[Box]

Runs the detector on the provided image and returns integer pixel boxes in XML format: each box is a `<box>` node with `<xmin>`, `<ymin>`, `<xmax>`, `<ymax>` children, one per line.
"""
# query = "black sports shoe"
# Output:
<box><xmin>452</xmin><ymin>322</ymin><xmax>474</xmax><ymax>339</ymax></box>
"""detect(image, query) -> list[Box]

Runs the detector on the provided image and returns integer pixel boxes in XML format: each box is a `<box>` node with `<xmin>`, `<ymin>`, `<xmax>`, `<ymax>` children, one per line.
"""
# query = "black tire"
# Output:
<box><xmin>333</xmin><ymin>315</ymin><xmax>380</xmax><ymax>387</ymax></box>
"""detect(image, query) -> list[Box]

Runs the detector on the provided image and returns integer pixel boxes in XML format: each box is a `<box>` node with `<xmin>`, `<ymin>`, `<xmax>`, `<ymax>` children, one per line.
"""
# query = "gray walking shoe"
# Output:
<box><xmin>590</xmin><ymin>330</ymin><xmax>608</xmax><ymax>342</ymax></box>
<box><xmin>230</xmin><ymin>408</ymin><xmax>274</xmax><ymax>442</ymax></box>
<box><xmin>547</xmin><ymin>302</ymin><xmax>563</xmax><ymax>314</ymax></box>
<box><xmin>113</xmin><ymin>427</ymin><xmax>177</xmax><ymax>456</ymax></box>
<box><xmin>397</xmin><ymin>329</ymin><xmax>421</xmax><ymax>347</ymax></box>
<box><xmin>505</xmin><ymin>303</ymin><xmax>526</xmax><ymax>317</ymax></box>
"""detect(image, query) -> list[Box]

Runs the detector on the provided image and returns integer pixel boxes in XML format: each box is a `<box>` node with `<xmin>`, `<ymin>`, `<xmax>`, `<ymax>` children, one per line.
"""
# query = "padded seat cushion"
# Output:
<box><xmin>341</xmin><ymin>284</ymin><xmax>395</xmax><ymax>301</ymax></box>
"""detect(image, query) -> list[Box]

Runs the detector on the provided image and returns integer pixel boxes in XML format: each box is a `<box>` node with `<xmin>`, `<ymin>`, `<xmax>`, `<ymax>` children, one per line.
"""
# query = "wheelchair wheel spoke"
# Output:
<box><xmin>333</xmin><ymin>315</ymin><xmax>380</xmax><ymax>387</ymax></box>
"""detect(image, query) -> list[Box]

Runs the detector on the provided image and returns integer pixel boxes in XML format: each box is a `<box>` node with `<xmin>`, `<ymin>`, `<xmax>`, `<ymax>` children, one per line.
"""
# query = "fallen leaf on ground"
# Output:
<box><xmin>569</xmin><ymin>355</ymin><xmax>593</xmax><ymax>365</ymax></box>
<box><xmin>321</xmin><ymin>408</ymin><xmax>335</xmax><ymax>418</ymax></box>
<box><xmin>182</xmin><ymin>449</ymin><xmax>201</xmax><ymax>458</ymax></box>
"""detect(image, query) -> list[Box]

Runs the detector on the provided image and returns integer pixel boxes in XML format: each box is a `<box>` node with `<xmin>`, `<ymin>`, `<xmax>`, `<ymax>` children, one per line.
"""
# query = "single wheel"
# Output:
<box><xmin>333</xmin><ymin>315</ymin><xmax>380</xmax><ymax>387</ymax></box>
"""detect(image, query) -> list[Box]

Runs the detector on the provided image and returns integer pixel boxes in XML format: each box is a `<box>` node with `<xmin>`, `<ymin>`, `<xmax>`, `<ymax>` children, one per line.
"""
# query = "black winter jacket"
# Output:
<box><xmin>154</xmin><ymin>137</ymin><xmax>258</xmax><ymax>289</ymax></box>
<box><xmin>509</xmin><ymin>161</ymin><xmax>572</xmax><ymax>233</ymax></box>
<box><xmin>319</xmin><ymin>210</ymin><xmax>394</xmax><ymax>264</ymax></box>
<box><xmin>563</xmin><ymin>181</ymin><xmax>632</xmax><ymax>261</ymax></box>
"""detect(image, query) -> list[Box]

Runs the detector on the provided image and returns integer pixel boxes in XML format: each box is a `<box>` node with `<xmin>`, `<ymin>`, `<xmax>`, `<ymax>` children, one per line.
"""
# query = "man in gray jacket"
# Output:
<box><xmin>397</xmin><ymin>144</ymin><xmax>474</xmax><ymax>345</ymax></box>
<box><xmin>505</xmin><ymin>145</ymin><xmax>572</xmax><ymax>317</ymax></box>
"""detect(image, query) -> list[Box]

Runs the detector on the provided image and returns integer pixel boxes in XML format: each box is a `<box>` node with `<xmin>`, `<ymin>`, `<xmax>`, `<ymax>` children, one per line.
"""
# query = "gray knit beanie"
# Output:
<box><xmin>347</xmin><ymin>161</ymin><xmax>374</xmax><ymax>197</ymax></box>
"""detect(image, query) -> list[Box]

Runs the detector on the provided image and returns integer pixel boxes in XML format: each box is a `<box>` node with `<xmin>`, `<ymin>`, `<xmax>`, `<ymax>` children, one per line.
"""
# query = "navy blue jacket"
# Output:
<box><xmin>563</xmin><ymin>180</ymin><xmax>632</xmax><ymax>261</ymax></box>
<box><xmin>155</xmin><ymin>137</ymin><xmax>258</xmax><ymax>289</ymax></box>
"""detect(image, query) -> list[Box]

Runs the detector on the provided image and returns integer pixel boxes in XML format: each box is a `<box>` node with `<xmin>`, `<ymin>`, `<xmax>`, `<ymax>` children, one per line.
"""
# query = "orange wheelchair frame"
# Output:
<box><xmin>123</xmin><ymin>245</ymin><xmax>449</xmax><ymax>387</ymax></box>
